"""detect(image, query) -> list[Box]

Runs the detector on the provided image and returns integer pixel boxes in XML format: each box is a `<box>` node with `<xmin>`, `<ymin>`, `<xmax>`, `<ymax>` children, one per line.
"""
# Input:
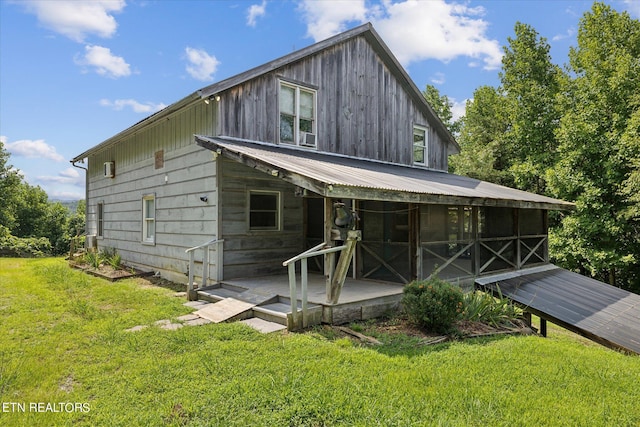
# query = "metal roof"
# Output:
<box><xmin>196</xmin><ymin>135</ymin><xmax>574</xmax><ymax>210</ymax></box>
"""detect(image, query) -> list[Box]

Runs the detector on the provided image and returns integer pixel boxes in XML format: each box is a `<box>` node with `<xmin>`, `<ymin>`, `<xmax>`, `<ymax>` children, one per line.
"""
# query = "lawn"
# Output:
<box><xmin>1</xmin><ymin>258</ymin><xmax>639</xmax><ymax>426</ymax></box>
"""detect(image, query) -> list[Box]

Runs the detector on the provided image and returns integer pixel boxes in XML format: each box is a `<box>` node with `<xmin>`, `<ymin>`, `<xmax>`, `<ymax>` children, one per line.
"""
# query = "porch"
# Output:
<box><xmin>194</xmin><ymin>273</ymin><xmax>404</xmax><ymax>330</ymax></box>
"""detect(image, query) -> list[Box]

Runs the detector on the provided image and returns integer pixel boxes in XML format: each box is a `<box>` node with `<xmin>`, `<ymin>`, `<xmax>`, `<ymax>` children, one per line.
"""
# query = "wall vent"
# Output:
<box><xmin>104</xmin><ymin>161</ymin><xmax>115</xmax><ymax>178</ymax></box>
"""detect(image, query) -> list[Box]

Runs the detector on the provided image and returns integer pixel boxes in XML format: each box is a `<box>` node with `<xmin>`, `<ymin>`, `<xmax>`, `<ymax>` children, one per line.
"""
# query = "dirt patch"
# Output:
<box><xmin>71</xmin><ymin>262</ymin><xmax>153</xmax><ymax>282</ymax></box>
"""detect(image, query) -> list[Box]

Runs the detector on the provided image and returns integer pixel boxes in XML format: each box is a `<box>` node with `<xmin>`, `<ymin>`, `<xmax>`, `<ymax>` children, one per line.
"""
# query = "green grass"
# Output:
<box><xmin>1</xmin><ymin>258</ymin><xmax>639</xmax><ymax>426</ymax></box>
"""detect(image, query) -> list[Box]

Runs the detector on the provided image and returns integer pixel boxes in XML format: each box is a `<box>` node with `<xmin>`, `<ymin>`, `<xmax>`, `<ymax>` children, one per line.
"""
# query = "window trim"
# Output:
<box><xmin>413</xmin><ymin>125</ymin><xmax>429</xmax><ymax>166</ymax></box>
<box><xmin>97</xmin><ymin>202</ymin><xmax>104</xmax><ymax>238</ymax></box>
<box><xmin>248</xmin><ymin>190</ymin><xmax>281</xmax><ymax>232</ymax></box>
<box><xmin>278</xmin><ymin>80</ymin><xmax>317</xmax><ymax>148</ymax></box>
<box><xmin>142</xmin><ymin>194</ymin><xmax>156</xmax><ymax>245</ymax></box>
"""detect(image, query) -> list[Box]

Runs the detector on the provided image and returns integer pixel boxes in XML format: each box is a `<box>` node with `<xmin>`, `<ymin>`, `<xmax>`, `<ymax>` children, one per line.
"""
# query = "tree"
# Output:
<box><xmin>0</xmin><ymin>141</ymin><xmax>22</xmax><ymax>230</ymax></box>
<box><xmin>422</xmin><ymin>84</ymin><xmax>461</xmax><ymax>135</ymax></box>
<box><xmin>548</xmin><ymin>2</ymin><xmax>640</xmax><ymax>290</ymax></box>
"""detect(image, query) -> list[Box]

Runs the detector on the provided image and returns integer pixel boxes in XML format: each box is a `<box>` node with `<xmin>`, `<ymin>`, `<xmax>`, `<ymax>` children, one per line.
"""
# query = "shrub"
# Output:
<box><xmin>0</xmin><ymin>225</ymin><xmax>51</xmax><ymax>257</ymax></box>
<box><xmin>402</xmin><ymin>277</ymin><xmax>464</xmax><ymax>333</ymax></box>
<box><xmin>461</xmin><ymin>289</ymin><xmax>523</xmax><ymax>327</ymax></box>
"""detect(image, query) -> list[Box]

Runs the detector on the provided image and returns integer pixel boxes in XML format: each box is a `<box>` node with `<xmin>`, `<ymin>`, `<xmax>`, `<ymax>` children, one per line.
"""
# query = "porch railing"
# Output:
<box><xmin>185</xmin><ymin>238</ymin><xmax>224</xmax><ymax>300</ymax></box>
<box><xmin>283</xmin><ymin>242</ymin><xmax>347</xmax><ymax>329</ymax></box>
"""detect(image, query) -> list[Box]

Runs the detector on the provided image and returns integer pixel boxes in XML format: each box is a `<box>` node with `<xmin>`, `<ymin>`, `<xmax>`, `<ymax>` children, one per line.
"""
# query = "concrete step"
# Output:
<box><xmin>239</xmin><ymin>318</ymin><xmax>287</xmax><ymax>333</ymax></box>
<box><xmin>195</xmin><ymin>298</ymin><xmax>256</xmax><ymax>323</ymax></box>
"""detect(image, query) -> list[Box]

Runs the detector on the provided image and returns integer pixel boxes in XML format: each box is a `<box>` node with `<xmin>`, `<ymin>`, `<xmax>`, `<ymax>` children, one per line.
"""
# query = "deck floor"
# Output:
<box><xmin>476</xmin><ymin>265</ymin><xmax>640</xmax><ymax>355</ymax></box>
<box><xmin>222</xmin><ymin>274</ymin><xmax>405</xmax><ymax>305</ymax></box>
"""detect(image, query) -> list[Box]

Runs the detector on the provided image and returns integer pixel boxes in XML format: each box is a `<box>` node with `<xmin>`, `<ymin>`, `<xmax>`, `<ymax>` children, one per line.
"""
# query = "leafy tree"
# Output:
<box><xmin>423</xmin><ymin>84</ymin><xmax>461</xmax><ymax>135</ymax></box>
<box><xmin>0</xmin><ymin>141</ymin><xmax>22</xmax><ymax>230</ymax></box>
<box><xmin>547</xmin><ymin>2</ymin><xmax>640</xmax><ymax>290</ymax></box>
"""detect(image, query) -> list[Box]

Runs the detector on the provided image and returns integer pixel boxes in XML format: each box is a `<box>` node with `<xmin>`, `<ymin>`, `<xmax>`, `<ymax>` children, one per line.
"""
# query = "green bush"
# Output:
<box><xmin>0</xmin><ymin>225</ymin><xmax>51</xmax><ymax>257</ymax></box>
<box><xmin>461</xmin><ymin>289</ymin><xmax>523</xmax><ymax>327</ymax></box>
<box><xmin>402</xmin><ymin>277</ymin><xmax>464</xmax><ymax>333</ymax></box>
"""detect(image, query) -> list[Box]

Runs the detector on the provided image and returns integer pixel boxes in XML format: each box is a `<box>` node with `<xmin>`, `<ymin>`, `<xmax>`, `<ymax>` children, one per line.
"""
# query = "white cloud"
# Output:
<box><xmin>298</xmin><ymin>0</ymin><xmax>368</xmax><ymax>41</ymax></box>
<box><xmin>184</xmin><ymin>47</ymin><xmax>220</xmax><ymax>82</ymax></box>
<box><xmin>36</xmin><ymin>167</ymin><xmax>84</xmax><ymax>185</ymax></box>
<box><xmin>100</xmin><ymin>98</ymin><xmax>167</xmax><ymax>113</ymax></box>
<box><xmin>552</xmin><ymin>27</ymin><xmax>575</xmax><ymax>42</ymax></box>
<box><xmin>299</xmin><ymin>0</ymin><xmax>503</xmax><ymax>70</ymax></box>
<box><xmin>21</xmin><ymin>0</ymin><xmax>125</xmax><ymax>42</ymax></box>
<box><xmin>624</xmin><ymin>0</ymin><xmax>640</xmax><ymax>18</ymax></box>
<box><xmin>5</xmin><ymin>138</ymin><xmax>65</xmax><ymax>162</ymax></box>
<box><xmin>247</xmin><ymin>1</ymin><xmax>267</xmax><ymax>27</ymax></box>
<box><xmin>75</xmin><ymin>45</ymin><xmax>131</xmax><ymax>78</ymax></box>
<box><xmin>50</xmin><ymin>191</ymin><xmax>85</xmax><ymax>201</ymax></box>
<box><xmin>450</xmin><ymin>98</ymin><xmax>468</xmax><ymax>122</ymax></box>
<box><xmin>431</xmin><ymin>72</ymin><xmax>446</xmax><ymax>85</ymax></box>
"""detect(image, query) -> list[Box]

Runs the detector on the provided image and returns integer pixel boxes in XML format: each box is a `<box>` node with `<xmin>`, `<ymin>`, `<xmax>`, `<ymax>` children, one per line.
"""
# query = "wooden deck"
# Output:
<box><xmin>196</xmin><ymin>274</ymin><xmax>404</xmax><ymax>329</ymax></box>
<box><xmin>476</xmin><ymin>265</ymin><xmax>640</xmax><ymax>355</ymax></box>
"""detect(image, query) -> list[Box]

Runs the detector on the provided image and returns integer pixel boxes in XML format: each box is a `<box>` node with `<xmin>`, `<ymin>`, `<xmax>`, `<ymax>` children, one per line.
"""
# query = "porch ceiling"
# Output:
<box><xmin>195</xmin><ymin>135</ymin><xmax>574</xmax><ymax>210</ymax></box>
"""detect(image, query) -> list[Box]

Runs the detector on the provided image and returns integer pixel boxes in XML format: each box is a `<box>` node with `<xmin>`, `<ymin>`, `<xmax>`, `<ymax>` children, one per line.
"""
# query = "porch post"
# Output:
<box><xmin>324</xmin><ymin>197</ymin><xmax>334</xmax><ymax>297</ymax></box>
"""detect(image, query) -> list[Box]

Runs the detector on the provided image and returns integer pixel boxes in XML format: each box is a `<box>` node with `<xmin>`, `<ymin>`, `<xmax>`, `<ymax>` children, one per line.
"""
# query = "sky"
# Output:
<box><xmin>1</xmin><ymin>0</ymin><xmax>639</xmax><ymax>201</ymax></box>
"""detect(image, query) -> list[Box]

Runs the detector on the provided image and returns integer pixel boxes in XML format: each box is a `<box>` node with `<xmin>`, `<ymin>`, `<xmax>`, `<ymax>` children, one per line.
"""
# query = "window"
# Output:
<box><xmin>97</xmin><ymin>202</ymin><xmax>104</xmax><ymax>237</ymax></box>
<box><xmin>413</xmin><ymin>126</ymin><xmax>428</xmax><ymax>165</ymax></box>
<box><xmin>249</xmin><ymin>190</ymin><xmax>280</xmax><ymax>231</ymax></box>
<box><xmin>279</xmin><ymin>81</ymin><xmax>316</xmax><ymax>147</ymax></box>
<box><xmin>142</xmin><ymin>194</ymin><xmax>155</xmax><ymax>244</ymax></box>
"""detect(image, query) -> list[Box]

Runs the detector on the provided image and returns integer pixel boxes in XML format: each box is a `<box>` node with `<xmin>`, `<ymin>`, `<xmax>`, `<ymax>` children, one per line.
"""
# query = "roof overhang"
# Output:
<box><xmin>196</xmin><ymin>135</ymin><xmax>575</xmax><ymax>211</ymax></box>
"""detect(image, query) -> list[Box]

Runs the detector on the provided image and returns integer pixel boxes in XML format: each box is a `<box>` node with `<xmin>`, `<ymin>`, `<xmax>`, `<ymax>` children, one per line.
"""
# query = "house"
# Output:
<box><xmin>71</xmin><ymin>23</ymin><xmax>578</xmax><ymax>331</ymax></box>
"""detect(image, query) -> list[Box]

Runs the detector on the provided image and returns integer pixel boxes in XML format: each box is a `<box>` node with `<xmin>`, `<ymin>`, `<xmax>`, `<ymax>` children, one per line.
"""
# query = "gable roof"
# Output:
<box><xmin>72</xmin><ymin>23</ymin><xmax>458</xmax><ymax>163</ymax></box>
<box><xmin>197</xmin><ymin>23</ymin><xmax>459</xmax><ymax>153</ymax></box>
<box><xmin>196</xmin><ymin>135</ymin><xmax>574</xmax><ymax>211</ymax></box>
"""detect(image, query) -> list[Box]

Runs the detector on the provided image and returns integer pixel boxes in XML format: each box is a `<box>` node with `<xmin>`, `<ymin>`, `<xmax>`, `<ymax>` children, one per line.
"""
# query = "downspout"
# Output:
<box><xmin>71</xmin><ymin>158</ymin><xmax>88</xmax><ymax>236</ymax></box>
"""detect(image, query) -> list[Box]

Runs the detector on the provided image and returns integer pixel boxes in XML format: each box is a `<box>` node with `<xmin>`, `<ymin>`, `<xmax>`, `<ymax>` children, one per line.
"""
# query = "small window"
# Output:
<box><xmin>97</xmin><ymin>202</ymin><xmax>104</xmax><ymax>237</ymax></box>
<box><xmin>413</xmin><ymin>126</ymin><xmax>428</xmax><ymax>165</ymax></box>
<box><xmin>279</xmin><ymin>81</ymin><xmax>316</xmax><ymax>147</ymax></box>
<box><xmin>249</xmin><ymin>191</ymin><xmax>280</xmax><ymax>231</ymax></box>
<box><xmin>142</xmin><ymin>194</ymin><xmax>155</xmax><ymax>244</ymax></box>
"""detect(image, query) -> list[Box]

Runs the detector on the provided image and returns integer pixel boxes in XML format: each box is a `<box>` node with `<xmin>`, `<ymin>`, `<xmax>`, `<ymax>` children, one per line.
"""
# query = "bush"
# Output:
<box><xmin>402</xmin><ymin>277</ymin><xmax>464</xmax><ymax>333</ymax></box>
<box><xmin>0</xmin><ymin>225</ymin><xmax>51</xmax><ymax>257</ymax></box>
<box><xmin>461</xmin><ymin>289</ymin><xmax>522</xmax><ymax>327</ymax></box>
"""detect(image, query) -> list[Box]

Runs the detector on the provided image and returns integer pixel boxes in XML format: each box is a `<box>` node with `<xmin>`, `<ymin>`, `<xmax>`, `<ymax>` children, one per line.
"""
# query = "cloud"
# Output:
<box><xmin>36</xmin><ymin>167</ymin><xmax>84</xmax><ymax>185</ymax></box>
<box><xmin>21</xmin><ymin>0</ymin><xmax>125</xmax><ymax>42</ymax></box>
<box><xmin>431</xmin><ymin>72</ymin><xmax>446</xmax><ymax>85</ymax></box>
<box><xmin>298</xmin><ymin>0</ymin><xmax>368</xmax><ymax>41</ymax></box>
<box><xmin>552</xmin><ymin>27</ymin><xmax>575</xmax><ymax>41</ymax></box>
<box><xmin>450</xmin><ymin>98</ymin><xmax>468</xmax><ymax>122</ymax></box>
<box><xmin>184</xmin><ymin>47</ymin><xmax>220</xmax><ymax>81</ymax></box>
<box><xmin>5</xmin><ymin>138</ymin><xmax>65</xmax><ymax>162</ymax></box>
<box><xmin>75</xmin><ymin>45</ymin><xmax>131</xmax><ymax>78</ymax></box>
<box><xmin>299</xmin><ymin>0</ymin><xmax>502</xmax><ymax>70</ymax></box>
<box><xmin>100</xmin><ymin>98</ymin><xmax>167</xmax><ymax>113</ymax></box>
<box><xmin>624</xmin><ymin>0</ymin><xmax>640</xmax><ymax>18</ymax></box>
<box><xmin>247</xmin><ymin>0</ymin><xmax>267</xmax><ymax>27</ymax></box>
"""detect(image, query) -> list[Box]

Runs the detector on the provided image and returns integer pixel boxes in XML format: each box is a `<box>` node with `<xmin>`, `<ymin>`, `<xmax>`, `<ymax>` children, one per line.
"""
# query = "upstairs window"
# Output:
<box><xmin>249</xmin><ymin>190</ymin><xmax>280</xmax><ymax>231</ymax></box>
<box><xmin>279</xmin><ymin>82</ymin><xmax>316</xmax><ymax>147</ymax></box>
<box><xmin>142</xmin><ymin>194</ymin><xmax>155</xmax><ymax>244</ymax></box>
<box><xmin>413</xmin><ymin>126</ymin><xmax>428</xmax><ymax>166</ymax></box>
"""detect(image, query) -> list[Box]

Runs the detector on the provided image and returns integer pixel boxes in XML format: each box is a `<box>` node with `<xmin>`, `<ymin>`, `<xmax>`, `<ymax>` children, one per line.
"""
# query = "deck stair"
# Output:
<box><xmin>195</xmin><ymin>284</ymin><xmax>322</xmax><ymax>329</ymax></box>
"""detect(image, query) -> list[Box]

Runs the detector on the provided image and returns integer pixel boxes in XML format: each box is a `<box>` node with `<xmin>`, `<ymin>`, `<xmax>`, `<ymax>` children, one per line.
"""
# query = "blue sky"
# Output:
<box><xmin>1</xmin><ymin>0</ymin><xmax>638</xmax><ymax>201</ymax></box>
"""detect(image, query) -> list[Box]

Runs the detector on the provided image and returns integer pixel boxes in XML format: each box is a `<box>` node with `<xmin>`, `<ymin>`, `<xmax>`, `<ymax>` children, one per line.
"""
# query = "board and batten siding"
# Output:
<box><xmin>86</xmin><ymin>101</ymin><xmax>218</xmax><ymax>284</ymax></box>
<box><xmin>219</xmin><ymin>158</ymin><xmax>305</xmax><ymax>279</ymax></box>
<box><xmin>218</xmin><ymin>35</ymin><xmax>449</xmax><ymax>171</ymax></box>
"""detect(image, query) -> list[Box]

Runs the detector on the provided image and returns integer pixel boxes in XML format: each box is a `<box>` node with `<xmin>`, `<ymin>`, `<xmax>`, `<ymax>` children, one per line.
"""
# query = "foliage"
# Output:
<box><xmin>402</xmin><ymin>277</ymin><xmax>464</xmax><ymax>333</ymax></box>
<box><xmin>422</xmin><ymin>84</ymin><xmax>462</xmax><ymax>135</ymax></box>
<box><xmin>0</xmin><ymin>142</ymin><xmax>86</xmax><ymax>257</ymax></box>
<box><xmin>1</xmin><ymin>258</ymin><xmax>640</xmax><ymax>426</ymax></box>
<box><xmin>461</xmin><ymin>289</ymin><xmax>523</xmax><ymax>327</ymax></box>
<box><xmin>0</xmin><ymin>225</ymin><xmax>51</xmax><ymax>257</ymax></box>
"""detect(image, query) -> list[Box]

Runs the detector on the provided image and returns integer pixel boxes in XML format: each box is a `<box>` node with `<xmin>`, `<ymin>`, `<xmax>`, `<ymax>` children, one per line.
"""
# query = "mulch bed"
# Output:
<box><xmin>71</xmin><ymin>262</ymin><xmax>154</xmax><ymax>282</ymax></box>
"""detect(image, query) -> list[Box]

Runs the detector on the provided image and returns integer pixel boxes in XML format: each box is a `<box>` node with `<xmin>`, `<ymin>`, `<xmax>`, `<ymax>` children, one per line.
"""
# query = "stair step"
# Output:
<box><xmin>195</xmin><ymin>298</ymin><xmax>256</xmax><ymax>323</ymax></box>
<box><xmin>197</xmin><ymin>287</ymin><xmax>242</xmax><ymax>302</ymax></box>
<box><xmin>240</xmin><ymin>318</ymin><xmax>287</xmax><ymax>333</ymax></box>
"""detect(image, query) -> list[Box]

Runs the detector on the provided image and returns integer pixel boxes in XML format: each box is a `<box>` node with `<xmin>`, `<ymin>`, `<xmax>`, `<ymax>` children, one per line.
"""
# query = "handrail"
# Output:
<box><xmin>185</xmin><ymin>238</ymin><xmax>224</xmax><ymax>300</ymax></box>
<box><xmin>283</xmin><ymin>242</ymin><xmax>347</xmax><ymax>330</ymax></box>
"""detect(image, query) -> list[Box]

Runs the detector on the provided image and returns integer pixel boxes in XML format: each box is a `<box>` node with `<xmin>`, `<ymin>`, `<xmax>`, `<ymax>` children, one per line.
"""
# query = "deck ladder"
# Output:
<box><xmin>185</xmin><ymin>238</ymin><xmax>224</xmax><ymax>300</ymax></box>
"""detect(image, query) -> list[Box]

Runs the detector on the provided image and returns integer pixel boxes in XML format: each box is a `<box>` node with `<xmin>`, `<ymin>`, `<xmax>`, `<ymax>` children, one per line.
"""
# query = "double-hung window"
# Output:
<box><xmin>413</xmin><ymin>126</ymin><xmax>429</xmax><ymax>166</ymax></box>
<box><xmin>279</xmin><ymin>81</ymin><xmax>316</xmax><ymax>147</ymax></box>
<box><xmin>142</xmin><ymin>194</ymin><xmax>155</xmax><ymax>244</ymax></box>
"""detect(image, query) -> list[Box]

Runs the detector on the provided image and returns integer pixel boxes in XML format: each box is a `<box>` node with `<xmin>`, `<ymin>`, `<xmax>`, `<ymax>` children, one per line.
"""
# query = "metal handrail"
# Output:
<box><xmin>186</xmin><ymin>238</ymin><xmax>224</xmax><ymax>298</ymax></box>
<box><xmin>283</xmin><ymin>242</ymin><xmax>346</xmax><ymax>329</ymax></box>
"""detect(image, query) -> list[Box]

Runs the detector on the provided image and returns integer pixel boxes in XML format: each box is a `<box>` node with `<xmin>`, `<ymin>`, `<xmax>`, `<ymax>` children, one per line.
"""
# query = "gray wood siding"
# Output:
<box><xmin>219</xmin><ymin>158</ymin><xmax>304</xmax><ymax>279</ymax></box>
<box><xmin>218</xmin><ymin>35</ymin><xmax>449</xmax><ymax>171</ymax></box>
<box><xmin>85</xmin><ymin>102</ymin><xmax>218</xmax><ymax>283</ymax></box>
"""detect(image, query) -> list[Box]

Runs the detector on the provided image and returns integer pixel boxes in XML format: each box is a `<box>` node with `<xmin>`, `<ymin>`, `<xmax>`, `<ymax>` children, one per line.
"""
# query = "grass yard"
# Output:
<box><xmin>1</xmin><ymin>258</ymin><xmax>639</xmax><ymax>426</ymax></box>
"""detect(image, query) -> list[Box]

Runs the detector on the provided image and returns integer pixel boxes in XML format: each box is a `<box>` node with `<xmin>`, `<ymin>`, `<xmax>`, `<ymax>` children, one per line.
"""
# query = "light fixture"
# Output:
<box><xmin>204</xmin><ymin>98</ymin><xmax>210</xmax><ymax>105</ymax></box>
<box><xmin>199</xmin><ymin>195</ymin><xmax>208</xmax><ymax>203</ymax></box>
<box><xmin>215</xmin><ymin>95</ymin><xmax>221</xmax><ymax>102</ymax></box>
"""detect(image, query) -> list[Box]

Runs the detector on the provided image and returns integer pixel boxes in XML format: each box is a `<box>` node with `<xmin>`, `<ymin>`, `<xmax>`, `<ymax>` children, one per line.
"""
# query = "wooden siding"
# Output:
<box><xmin>218</xmin><ymin>35</ymin><xmax>450</xmax><ymax>171</ymax></box>
<box><xmin>85</xmin><ymin>102</ymin><xmax>217</xmax><ymax>283</ymax></box>
<box><xmin>219</xmin><ymin>158</ymin><xmax>305</xmax><ymax>279</ymax></box>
